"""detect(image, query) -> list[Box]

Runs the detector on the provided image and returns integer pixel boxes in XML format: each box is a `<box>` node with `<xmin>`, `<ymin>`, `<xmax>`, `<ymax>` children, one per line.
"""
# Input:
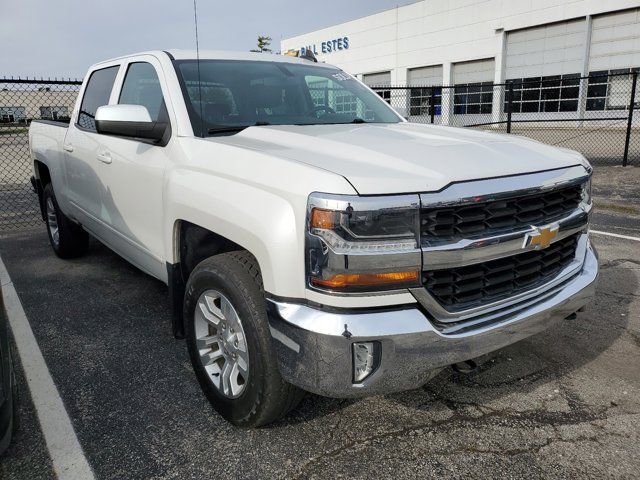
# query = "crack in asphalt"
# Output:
<box><xmin>599</xmin><ymin>290</ymin><xmax>640</xmax><ymax>300</ymax></box>
<box><xmin>291</xmin><ymin>351</ymin><xmax>640</xmax><ymax>479</ymax></box>
<box><xmin>291</xmin><ymin>387</ymin><xmax>636</xmax><ymax>479</ymax></box>
<box><xmin>382</xmin><ymin>428</ymin><xmax>635</xmax><ymax>464</ymax></box>
<box><xmin>291</xmin><ymin>405</ymin><xmax>636</xmax><ymax>478</ymax></box>
<box><xmin>599</xmin><ymin>258</ymin><xmax>640</xmax><ymax>270</ymax></box>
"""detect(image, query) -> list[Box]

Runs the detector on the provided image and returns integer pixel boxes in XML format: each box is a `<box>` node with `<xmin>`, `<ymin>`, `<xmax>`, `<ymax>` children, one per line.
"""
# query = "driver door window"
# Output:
<box><xmin>118</xmin><ymin>62</ymin><xmax>166</xmax><ymax>121</ymax></box>
<box><xmin>77</xmin><ymin>65</ymin><xmax>119</xmax><ymax>131</ymax></box>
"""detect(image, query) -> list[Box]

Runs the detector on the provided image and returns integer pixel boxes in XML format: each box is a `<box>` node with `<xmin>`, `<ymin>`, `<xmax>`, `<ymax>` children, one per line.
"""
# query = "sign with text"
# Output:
<box><xmin>300</xmin><ymin>36</ymin><xmax>349</xmax><ymax>56</ymax></box>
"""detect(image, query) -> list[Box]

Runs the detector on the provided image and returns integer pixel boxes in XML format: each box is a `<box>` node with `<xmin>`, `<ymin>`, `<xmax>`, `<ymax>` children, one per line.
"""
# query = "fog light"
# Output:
<box><xmin>353</xmin><ymin>342</ymin><xmax>375</xmax><ymax>383</ymax></box>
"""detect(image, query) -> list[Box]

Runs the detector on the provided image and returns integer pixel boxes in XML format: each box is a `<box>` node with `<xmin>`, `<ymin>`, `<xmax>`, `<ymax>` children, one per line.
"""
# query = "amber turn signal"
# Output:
<box><xmin>311</xmin><ymin>271</ymin><xmax>419</xmax><ymax>289</ymax></box>
<box><xmin>310</xmin><ymin>208</ymin><xmax>337</xmax><ymax>229</ymax></box>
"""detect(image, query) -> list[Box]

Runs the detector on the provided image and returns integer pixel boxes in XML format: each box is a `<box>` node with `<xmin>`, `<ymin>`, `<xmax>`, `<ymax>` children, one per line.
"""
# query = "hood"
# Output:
<box><xmin>212</xmin><ymin>123</ymin><xmax>588</xmax><ymax>195</ymax></box>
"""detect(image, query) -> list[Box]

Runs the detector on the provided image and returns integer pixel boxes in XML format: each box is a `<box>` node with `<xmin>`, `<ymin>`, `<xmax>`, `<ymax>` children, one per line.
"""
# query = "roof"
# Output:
<box><xmin>92</xmin><ymin>49</ymin><xmax>332</xmax><ymax>67</ymax></box>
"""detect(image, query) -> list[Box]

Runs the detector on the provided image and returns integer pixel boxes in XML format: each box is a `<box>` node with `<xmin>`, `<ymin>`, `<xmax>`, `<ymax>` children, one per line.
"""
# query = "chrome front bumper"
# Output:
<box><xmin>267</xmin><ymin>239</ymin><xmax>598</xmax><ymax>398</ymax></box>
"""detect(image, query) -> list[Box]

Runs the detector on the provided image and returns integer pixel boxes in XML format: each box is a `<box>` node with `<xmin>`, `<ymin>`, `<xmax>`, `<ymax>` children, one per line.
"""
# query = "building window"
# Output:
<box><xmin>309</xmin><ymin>81</ymin><xmax>359</xmax><ymax>115</ymax></box>
<box><xmin>334</xmin><ymin>91</ymin><xmax>358</xmax><ymax>115</ymax></box>
<box><xmin>40</xmin><ymin>106</ymin><xmax>70</xmax><ymax>121</ymax></box>
<box><xmin>306</xmin><ymin>76</ymin><xmax>373</xmax><ymax>120</ymax></box>
<box><xmin>409</xmin><ymin>87</ymin><xmax>442</xmax><ymax>116</ymax></box>
<box><xmin>506</xmin><ymin>74</ymin><xmax>580</xmax><ymax>113</ymax></box>
<box><xmin>373</xmin><ymin>89</ymin><xmax>391</xmax><ymax>103</ymax></box>
<box><xmin>363</xmin><ymin>89</ymin><xmax>390</xmax><ymax>120</ymax></box>
<box><xmin>307</xmin><ymin>79</ymin><xmax>330</xmax><ymax>108</ymax></box>
<box><xmin>363</xmin><ymin>72</ymin><xmax>391</xmax><ymax>105</ymax></box>
<box><xmin>0</xmin><ymin>106</ymin><xmax>26</xmax><ymax>123</ymax></box>
<box><xmin>454</xmin><ymin>82</ymin><xmax>493</xmax><ymax>114</ymax></box>
<box><xmin>587</xmin><ymin>68</ymin><xmax>640</xmax><ymax>111</ymax></box>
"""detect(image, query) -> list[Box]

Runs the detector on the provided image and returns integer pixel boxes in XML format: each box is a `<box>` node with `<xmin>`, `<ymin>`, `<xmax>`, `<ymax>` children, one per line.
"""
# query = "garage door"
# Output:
<box><xmin>505</xmin><ymin>19</ymin><xmax>585</xmax><ymax>79</ymax></box>
<box><xmin>589</xmin><ymin>8</ymin><xmax>640</xmax><ymax>71</ymax></box>
<box><xmin>453</xmin><ymin>58</ymin><xmax>495</xmax><ymax>84</ymax></box>
<box><xmin>452</xmin><ymin>59</ymin><xmax>495</xmax><ymax>115</ymax></box>
<box><xmin>362</xmin><ymin>71</ymin><xmax>391</xmax><ymax>87</ymax></box>
<box><xmin>408</xmin><ymin>65</ymin><xmax>443</xmax><ymax>86</ymax></box>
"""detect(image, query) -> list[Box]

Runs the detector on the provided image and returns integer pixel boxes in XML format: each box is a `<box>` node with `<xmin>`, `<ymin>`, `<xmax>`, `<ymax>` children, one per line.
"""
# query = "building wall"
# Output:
<box><xmin>0</xmin><ymin>90</ymin><xmax>77</xmax><ymax>122</ymax></box>
<box><xmin>281</xmin><ymin>0</ymin><xmax>640</xmax><ymax>85</ymax></box>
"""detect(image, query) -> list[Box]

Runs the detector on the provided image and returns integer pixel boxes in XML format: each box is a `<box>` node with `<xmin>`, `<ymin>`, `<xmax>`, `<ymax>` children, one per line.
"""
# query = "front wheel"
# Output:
<box><xmin>184</xmin><ymin>251</ymin><xmax>304</xmax><ymax>427</ymax></box>
<box><xmin>43</xmin><ymin>183</ymin><xmax>89</xmax><ymax>259</ymax></box>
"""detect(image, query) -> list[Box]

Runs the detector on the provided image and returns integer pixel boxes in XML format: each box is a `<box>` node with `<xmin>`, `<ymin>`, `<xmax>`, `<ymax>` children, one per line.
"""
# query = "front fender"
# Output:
<box><xmin>163</xmin><ymin>164</ymin><xmax>355</xmax><ymax>298</ymax></box>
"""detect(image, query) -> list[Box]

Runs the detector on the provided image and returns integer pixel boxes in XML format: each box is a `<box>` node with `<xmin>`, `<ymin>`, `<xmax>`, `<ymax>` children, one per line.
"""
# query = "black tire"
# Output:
<box><xmin>184</xmin><ymin>251</ymin><xmax>304</xmax><ymax>427</ymax></box>
<box><xmin>42</xmin><ymin>183</ymin><xmax>89</xmax><ymax>259</ymax></box>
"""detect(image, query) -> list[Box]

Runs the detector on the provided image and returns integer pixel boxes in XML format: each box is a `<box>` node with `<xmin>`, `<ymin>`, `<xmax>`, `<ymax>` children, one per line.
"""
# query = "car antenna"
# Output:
<box><xmin>193</xmin><ymin>0</ymin><xmax>204</xmax><ymax>137</ymax></box>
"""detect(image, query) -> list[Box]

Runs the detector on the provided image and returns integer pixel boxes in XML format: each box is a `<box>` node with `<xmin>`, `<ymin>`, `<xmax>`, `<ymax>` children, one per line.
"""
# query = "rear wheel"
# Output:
<box><xmin>43</xmin><ymin>183</ymin><xmax>89</xmax><ymax>259</ymax></box>
<box><xmin>184</xmin><ymin>251</ymin><xmax>304</xmax><ymax>427</ymax></box>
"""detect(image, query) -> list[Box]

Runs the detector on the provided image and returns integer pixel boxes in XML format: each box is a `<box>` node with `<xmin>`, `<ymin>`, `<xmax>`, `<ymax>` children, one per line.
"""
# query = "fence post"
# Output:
<box><xmin>623</xmin><ymin>71</ymin><xmax>638</xmax><ymax>167</ymax></box>
<box><xmin>430</xmin><ymin>87</ymin><xmax>436</xmax><ymax>124</ymax></box>
<box><xmin>506</xmin><ymin>82</ymin><xmax>513</xmax><ymax>134</ymax></box>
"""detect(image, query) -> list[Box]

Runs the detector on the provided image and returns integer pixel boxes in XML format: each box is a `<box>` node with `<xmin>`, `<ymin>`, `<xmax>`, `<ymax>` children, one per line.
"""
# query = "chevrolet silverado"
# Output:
<box><xmin>28</xmin><ymin>50</ymin><xmax>598</xmax><ymax>426</ymax></box>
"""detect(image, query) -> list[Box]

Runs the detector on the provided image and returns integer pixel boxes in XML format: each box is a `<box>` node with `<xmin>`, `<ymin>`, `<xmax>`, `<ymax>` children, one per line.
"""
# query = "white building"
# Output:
<box><xmin>0</xmin><ymin>89</ymin><xmax>76</xmax><ymax>123</ymax></box>
<box><xmin>281</xmin><ymin>0</ymin><xmax>640</xmax><ymax>124</ymax></box>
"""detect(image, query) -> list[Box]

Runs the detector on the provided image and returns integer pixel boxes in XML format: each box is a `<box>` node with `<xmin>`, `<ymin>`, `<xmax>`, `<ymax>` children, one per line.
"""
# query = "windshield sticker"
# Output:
<box><xmin>331</xmin><ymin>72</ymin><xmax>351</xmax><ymax>82</ymax></box>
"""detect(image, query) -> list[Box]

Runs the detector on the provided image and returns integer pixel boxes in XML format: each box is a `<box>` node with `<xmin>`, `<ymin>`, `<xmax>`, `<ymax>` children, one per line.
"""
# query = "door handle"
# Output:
<box><xmin>63</xmin><ymin>143</ymin><xmax>74</xmax><ymax>152</ymax></box>
<box><xmin>97</xmin><ymin>152</ymin><xmax>112</xmax><ymax>164</ymax></box>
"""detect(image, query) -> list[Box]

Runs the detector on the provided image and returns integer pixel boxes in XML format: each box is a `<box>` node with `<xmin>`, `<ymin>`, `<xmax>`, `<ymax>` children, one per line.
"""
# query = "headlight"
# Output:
<box><xmin>306</xmin><ymin>193</ymin><xmax>422</xmax><ymax>293</ymax></box>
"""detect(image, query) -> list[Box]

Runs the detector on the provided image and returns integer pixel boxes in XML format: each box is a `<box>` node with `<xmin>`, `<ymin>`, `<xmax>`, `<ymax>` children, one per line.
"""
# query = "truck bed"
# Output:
<box><xmin>31</xmin><ymin>119</ymin><xmax>71</xmax><ymax>127</ymax></box>
<box><xmin>29</xmin><ymin>119</ymin><xmax>69</xmax><ymax>217</ymax></box>
<box><xmin>29</xmin><ymin>120</ymin><xmax>68</xmax><ymax>180</ymax></box>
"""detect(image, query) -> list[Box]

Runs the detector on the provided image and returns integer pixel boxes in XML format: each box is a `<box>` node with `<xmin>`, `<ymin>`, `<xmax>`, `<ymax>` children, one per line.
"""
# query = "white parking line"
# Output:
<box><xmin>0</xmin><ymin>256</ymin><xmax>95</xmax><ymax>480</ymax></box>
<box><xmin>591</xmin><ymin>230</ymin><xmax>640</xmax><ymax>242</ymax></box>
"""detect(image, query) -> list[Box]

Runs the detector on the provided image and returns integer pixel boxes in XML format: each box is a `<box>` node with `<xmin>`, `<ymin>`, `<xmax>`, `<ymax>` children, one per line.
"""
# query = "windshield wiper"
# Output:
<box><xmin>294</xmin><ymin>118</ymin><xmax>370</xmax><ymax>126</ymax></box>
<box><xmin>208</xmin><ymin>121</ymin><xmax>270</xmax><ymax>135</ymax></box>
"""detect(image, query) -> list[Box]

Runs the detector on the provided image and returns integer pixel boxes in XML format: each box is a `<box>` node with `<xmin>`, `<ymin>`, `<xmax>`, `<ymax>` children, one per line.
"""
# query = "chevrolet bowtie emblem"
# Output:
<box><xmin>524</xmin><ymin>224</ymin><xmax>559</xmax><ymax>250</ymax></box>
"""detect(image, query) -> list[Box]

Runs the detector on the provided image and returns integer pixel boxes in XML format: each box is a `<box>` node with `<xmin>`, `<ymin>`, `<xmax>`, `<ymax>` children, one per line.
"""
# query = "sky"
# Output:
<box><xmin>0</xmin><ymin>0</ymin><xmax>417</xmax><ymax>79</ymax></box>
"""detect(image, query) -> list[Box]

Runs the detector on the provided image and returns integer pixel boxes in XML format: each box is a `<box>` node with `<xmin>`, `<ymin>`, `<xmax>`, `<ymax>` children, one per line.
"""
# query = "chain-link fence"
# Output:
<box><xmin>0</xmin><ymin>73</ymin><xmax>638</xmax><ymax>231</ymax></box>
<box><xmin>373</xmin><ymin>70</ymin><xmax>640</xmax><ymax>167</ymax></box>
<box><xmin>0</xmin><ymin>78</ymin><xmax>81</xmax><ymax>230</ymax></box>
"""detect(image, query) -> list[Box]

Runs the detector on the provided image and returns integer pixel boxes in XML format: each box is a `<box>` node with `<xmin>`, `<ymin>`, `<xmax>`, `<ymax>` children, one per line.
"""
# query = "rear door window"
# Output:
<box><xmin>118</xmin><ymin>62</ymin><xmax>165</xmax><ymax>121</ymax></box>
<box><xmin>77</xmin><ymin>65</ymin><xmax>119</xmax><ymax>132</ymax></box>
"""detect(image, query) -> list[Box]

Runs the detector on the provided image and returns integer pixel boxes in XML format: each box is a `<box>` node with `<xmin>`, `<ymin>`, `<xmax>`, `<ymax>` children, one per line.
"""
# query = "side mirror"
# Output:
<box><xmin>95</xmin><ymin>104</ymin><xmax>167</xmax><ymax>142</ymax></box>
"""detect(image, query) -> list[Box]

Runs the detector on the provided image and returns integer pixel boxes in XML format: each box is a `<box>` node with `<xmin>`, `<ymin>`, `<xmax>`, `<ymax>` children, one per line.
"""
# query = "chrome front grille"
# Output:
<box><xmin>422</xmin><ymin>233</ymin><xmax>580</xmax><ymax>312</ymax></box>
<box><xmin>420</xmin><ymin>182</ymin><xmax>584</xmax><ymax>240</ymax></box>
<box><xmin>413</xmin><ymin>167</ymin><xmax>591</xmax><ymax>323</ymax></box>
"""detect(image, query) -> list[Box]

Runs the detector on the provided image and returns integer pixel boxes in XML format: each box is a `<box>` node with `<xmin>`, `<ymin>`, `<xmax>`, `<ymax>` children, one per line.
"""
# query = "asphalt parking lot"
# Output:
<box><xmin>0</xmin><ymin>166</ymin><xmax>639</xmax><ymax>479</ymax></box>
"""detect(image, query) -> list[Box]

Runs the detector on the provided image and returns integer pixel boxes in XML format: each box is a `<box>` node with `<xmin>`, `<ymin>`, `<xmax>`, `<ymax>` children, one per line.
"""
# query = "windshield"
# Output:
<box><xmin>173</xmin><ymin>59</ymin><xmax>402</xmax><ymax>136</ymax></box>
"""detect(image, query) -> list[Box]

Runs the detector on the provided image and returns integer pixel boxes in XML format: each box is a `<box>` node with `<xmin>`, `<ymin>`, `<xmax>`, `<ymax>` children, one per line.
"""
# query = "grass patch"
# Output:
<box><xmin>0</xmin><ymin>128</ymin><xmax>28</xmax><ymax>135</ymax></box>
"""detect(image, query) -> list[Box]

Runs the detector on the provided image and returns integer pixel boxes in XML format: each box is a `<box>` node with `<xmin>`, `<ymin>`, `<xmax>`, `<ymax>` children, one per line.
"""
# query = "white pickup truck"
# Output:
<box><xmin>29</xmin><ymin>50</ymin><xmax>598</xmax><ymax>427</ymax></box>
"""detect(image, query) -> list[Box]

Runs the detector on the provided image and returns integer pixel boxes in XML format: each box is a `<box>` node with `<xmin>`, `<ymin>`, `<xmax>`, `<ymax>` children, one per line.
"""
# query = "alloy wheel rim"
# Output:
<box><xmin>46</xmin><ymin>197</ymin><xmax>59</xmax><ymax>247</ymax></box>
<box><xmin>194</xmin><ymin>290</ymin><xmax>249</xmax><ymax>399</ymax></box>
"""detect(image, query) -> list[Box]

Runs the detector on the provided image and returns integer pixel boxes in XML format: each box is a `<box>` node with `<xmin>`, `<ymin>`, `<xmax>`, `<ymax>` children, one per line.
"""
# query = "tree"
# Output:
<box><xmin>250</xmin><ymin>36</ymin><xmax>273</xmax><ymax>53</ymax></box>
